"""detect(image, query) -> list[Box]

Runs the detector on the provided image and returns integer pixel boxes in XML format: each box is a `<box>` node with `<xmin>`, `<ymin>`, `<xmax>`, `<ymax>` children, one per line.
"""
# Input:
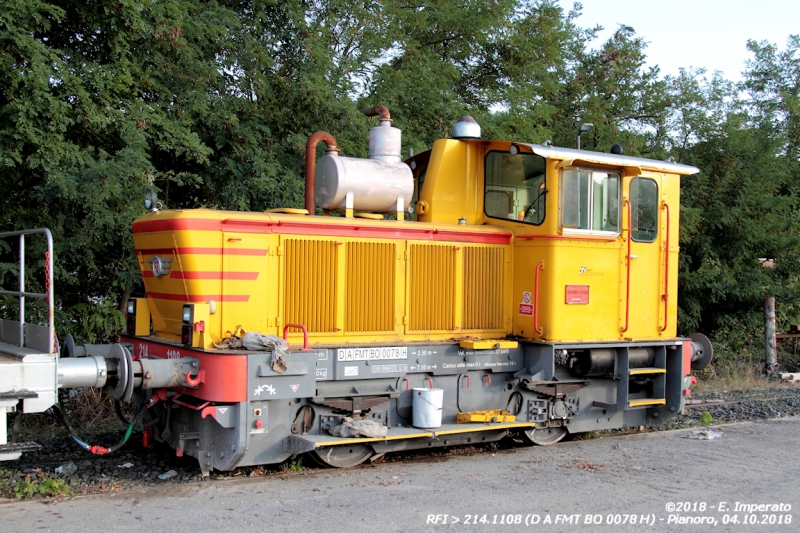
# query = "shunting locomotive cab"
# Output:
<box><xmin>1</xmin><ymin>110</ymin><xmax>710</xmax><ymax>474</ymax></box>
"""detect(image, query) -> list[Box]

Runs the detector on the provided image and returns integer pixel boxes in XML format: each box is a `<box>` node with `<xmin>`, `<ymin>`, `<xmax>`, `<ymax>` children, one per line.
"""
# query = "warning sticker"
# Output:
<box><xmin>522</xmin><ymin>291</ymin><xmax>532</xmax><ymax>304</ymax></box>
<box><xmin>519</xmin><ymin>303</ymin><xmax>534</xmax><ymax>316</ymax></box>
<box><xmin>371</xmin><ymin>364</ymin><xmax>408</xmax><ymax>374</ymax></box>
<box><xmin>344</xmin><ymin>366</ymin><xmax>359</xmax><ymax>377</ymax></box>
<box><xmin>566</xmin><ymin>285</ymin><xmax>590</xmax><ymax>304</ymax></box>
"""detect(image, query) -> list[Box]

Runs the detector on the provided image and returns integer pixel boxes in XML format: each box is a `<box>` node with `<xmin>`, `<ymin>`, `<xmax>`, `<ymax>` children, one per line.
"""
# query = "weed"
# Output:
<box><xmin>14</xmin><ymin>476</ymin><xmax>38</xmax><ymax>499</ymax></box>
<box><xmin>2</xmin><ymin>472</ymin><xmax>75</xmax><ymax>500</ymax></box>
<box><xmin>38</xmin><ymin>478</ymin><xmax>74</xmax><ymax>498</ymax></box>
<box><xmin>699</xmin><ymin>411</ymin><xmax>714</xmax><ymax>426</ymax></box>
<box><xmin>286</xmin><ymin>458</ymin><xmax>304</xmax><ymax>472</ymax></box>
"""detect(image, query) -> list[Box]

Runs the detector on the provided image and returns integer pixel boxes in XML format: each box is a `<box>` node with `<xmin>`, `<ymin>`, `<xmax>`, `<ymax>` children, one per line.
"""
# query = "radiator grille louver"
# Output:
<box><xmin>462</xmin><ymin>247</ymin><xmax>505</xmax><ymax>330</ymax></box>
<box><xmin>409</xmin><ymin>244</ymin><xmax>456</xmax><ymax>331</ymax></box>
<box><xmin>345</xmin><ymin>242</ymin><xmax>395</xmax><ymax>332</ymax></box>
<box><xmin>284</xmin><ymin>239</ymin><xmax>337</xmax><ymax>333</ymax></box>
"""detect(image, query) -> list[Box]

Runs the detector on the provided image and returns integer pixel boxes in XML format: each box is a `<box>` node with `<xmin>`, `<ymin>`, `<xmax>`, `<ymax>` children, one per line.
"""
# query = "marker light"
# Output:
<box><xmin>181</xmin><ymin>325</ymin><xmax>193</xmax><ymax>346</ymax></box>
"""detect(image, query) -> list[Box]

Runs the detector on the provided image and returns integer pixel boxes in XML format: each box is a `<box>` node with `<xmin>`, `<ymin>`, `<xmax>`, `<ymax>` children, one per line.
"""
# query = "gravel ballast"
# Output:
<box><xmin>2</xmin><ymin>385</ymin><xmax>798</xmax><ymax>500</ymax></box>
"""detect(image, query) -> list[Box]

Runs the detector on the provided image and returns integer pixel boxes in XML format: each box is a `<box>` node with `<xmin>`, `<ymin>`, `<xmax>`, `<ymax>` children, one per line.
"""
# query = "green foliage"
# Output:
<box><xmin>0</xmin><ymin>473</ymin><xmax>75</xmax><ymax>500</ymax></box>
<box><xmin>699</xmin><ymin>412</ymin><xmax>713</xmax><ymax>426</ymax></box>
<box><xmin>0</xmin><ymin>0</ymin><xmax>798</xmax><ymax>355</ymax></box>
<box><xmin>286</xmin><ymin>457</ymin><xmax>304</xmax><ymax>472</ymax></box>
<box><xmin>13</xmin><ymin>477</ymin><xmax>38</xmax><ymax>499</ymax></box>
<box><xmin>675</xmin><ymin>38</ymin><xmax>800</xmax><ymax>342</ymax></box>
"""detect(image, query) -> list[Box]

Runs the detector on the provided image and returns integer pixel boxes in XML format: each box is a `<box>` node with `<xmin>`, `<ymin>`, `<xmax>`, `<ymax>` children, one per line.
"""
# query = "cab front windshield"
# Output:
<box><xmin>484</xmin><ymin>151</ymin><xmax>547</xmax><ymax>225</ymax></box>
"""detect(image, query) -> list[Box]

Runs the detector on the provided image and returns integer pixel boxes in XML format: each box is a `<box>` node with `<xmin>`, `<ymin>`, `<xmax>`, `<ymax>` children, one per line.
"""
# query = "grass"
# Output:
<box><xmin>0</xmin><ymin>470</ymin><xmax>75</xmax><ymax>500</ymax></box>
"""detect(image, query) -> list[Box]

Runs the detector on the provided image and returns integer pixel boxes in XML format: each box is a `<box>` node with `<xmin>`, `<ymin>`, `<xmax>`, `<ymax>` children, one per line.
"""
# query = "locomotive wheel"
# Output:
<box><xmin>519</xmin><ymin>426</ymin><xmax>568</xmax><ymax>446</ymax></box>
<box><xmin>310</xmin><ymin>445</ymin><xmax>373</xmax><ymax>468</ymax></box>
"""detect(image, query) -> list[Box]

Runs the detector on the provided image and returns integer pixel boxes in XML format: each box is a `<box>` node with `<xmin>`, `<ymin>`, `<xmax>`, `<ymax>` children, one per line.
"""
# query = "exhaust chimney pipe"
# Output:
<box><xmin>304</xmin><ymin>132</ymin><xmax>339</xmax><ymax>214</ymax></box>
<box><xmin>362</xmin><ymin>105</ymin><xmax>392</xmax><ymax>123</ymax></box>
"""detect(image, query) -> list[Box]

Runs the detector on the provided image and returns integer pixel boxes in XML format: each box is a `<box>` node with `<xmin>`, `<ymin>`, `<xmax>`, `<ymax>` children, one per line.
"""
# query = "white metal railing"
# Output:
<box><xmin>0</xmin><ymin>229</ymin><xmax>54</xmax><ymax>353</ymax></box>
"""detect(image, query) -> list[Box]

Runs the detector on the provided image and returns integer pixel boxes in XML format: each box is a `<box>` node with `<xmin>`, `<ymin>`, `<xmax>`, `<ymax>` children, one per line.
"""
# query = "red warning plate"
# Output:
<box><xmin>565</xmin><ymin>285</ymin><xmax>589</xmax><ymax>304</ymax></box>
<box><xmin>518</xmin><ymin>303</ymin><xmax>534</xmax><ymax>316</ymax></box>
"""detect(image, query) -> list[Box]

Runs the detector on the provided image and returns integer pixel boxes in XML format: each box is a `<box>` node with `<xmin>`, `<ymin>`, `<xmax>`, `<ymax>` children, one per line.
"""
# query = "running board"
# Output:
<box><xmin>628</xmin><ymin>398</ymin><xmax>666</xmax><ymax>408</ymax></box>
<box><xmin>592</xmin><ymin>398</ymin><xmax>666</xmax><ymax>410</ymax></box>
<box><xmin>283</xmin><ymin>421</ymin><xmax>536</xmax><ymax>454</ymax></box>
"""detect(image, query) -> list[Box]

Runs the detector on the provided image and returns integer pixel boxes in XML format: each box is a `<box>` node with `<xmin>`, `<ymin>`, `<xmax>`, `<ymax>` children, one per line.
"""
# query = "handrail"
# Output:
<box><xmin>661</xmin><ymin>203</ymin><xmax>671</xmax><ymax>332</ymax></box>
<box><xmin>533</xmin><ymin>262</ymin><xmax>544</xmax><ymax>335</ymax></box>
<box><xmin>0</xmin><ymin>228</ymin><xmax>54</xmax><ymax>353</ymax></box>
<box><xmin>282</xmin><ymin>323</ymin><xmax>309</xmax><ymax>350</ymax></box>
<box><xmin>621</xmin><ymin>199</ymin><xmax>632</xmax><ymax>334</ymax></box>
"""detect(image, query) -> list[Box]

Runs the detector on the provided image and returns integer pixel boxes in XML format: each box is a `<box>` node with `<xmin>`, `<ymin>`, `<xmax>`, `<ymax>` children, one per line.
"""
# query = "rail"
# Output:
<box><xmin>0</xmin><ymin>228</ymin><xmax>54</xmax><ymax>353</ymax></box>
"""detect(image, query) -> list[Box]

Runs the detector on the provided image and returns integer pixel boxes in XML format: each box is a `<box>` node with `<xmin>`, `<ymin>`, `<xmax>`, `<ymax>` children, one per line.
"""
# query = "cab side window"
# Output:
<box><xmin>484</xmin><ymin>152</ymin><xmax>547</xmax><ymax>225</ymax></box>
<box><xmin>630</xmin><ymin>177</ymin><xmax>658</xmax><ymax>242</ymax></box>
<box><xmin>561</xmin><ymin>168</ymin><xmax>620</xmax><ymax>234</ymax></box>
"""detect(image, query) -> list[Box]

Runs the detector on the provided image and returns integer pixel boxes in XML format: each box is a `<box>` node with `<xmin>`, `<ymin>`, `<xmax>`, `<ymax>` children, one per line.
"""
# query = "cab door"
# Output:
<box><xmin>622</xmin><ymin>175</ymin><xmax>663</xmax><ymax>339</ymax></box>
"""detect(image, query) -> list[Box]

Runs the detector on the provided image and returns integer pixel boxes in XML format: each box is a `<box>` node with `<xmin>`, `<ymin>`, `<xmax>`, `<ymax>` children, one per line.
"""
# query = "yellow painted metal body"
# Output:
<box><xmin>132</xmin><ymin>139</ymin><xmax>695</xmax><ymax>348</ymax></box>
<box><xmin>458</xmin><ymin>339</ymin><xmax>518</xmax><ymax>350</ymax></box>
<box><xmin>456</xmin><ymin>410</ymin><xmax>516</xmax><ymax>423</ymax></box>
<box><xmin>133</xmin><ymin>210</ymin><xmax>513</xmax><ymax>348</ymax></box>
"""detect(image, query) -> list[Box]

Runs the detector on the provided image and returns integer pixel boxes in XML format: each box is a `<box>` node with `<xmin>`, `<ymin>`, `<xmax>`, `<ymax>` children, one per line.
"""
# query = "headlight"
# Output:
<box><xmin>182</xmin><ymin>304</ymin><xmax>194</xmax><ymax>324</ymax></box>
<box><xmin>127</xmin><ymin>299</ymin><xmax>136</xmax><ymax>315</ymax></box>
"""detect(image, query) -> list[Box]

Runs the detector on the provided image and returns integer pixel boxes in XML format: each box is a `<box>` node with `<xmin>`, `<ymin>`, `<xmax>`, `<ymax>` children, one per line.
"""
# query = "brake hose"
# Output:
<box><xmin>51</xmin><ymin>398</ymin><xmax>153</xmax><ymax>455</ymax></box>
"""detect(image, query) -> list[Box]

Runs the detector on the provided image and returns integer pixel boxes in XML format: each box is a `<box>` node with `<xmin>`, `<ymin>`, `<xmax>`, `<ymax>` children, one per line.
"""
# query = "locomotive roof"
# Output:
<box><xmin>520</xmin><ymin>143</ymin><xmax>700</xmax><ymax>176</ymax></box>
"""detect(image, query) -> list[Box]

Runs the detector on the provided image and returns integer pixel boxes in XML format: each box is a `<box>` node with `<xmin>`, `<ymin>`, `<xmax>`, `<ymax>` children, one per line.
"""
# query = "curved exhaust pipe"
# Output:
<box><xmin>304</xmin><ymin>132</ymin><xmax>339</xmax><ymax>214</ymax></box>
<box><xmin>362</xmin><ymin>105</ymin><xmax>392</xmax><ymax>123</ymax></box>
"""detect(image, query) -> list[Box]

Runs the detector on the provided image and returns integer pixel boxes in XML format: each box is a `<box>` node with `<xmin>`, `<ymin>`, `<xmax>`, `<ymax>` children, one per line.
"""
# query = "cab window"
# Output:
<box><xmin>561</xmin><ymin>168</ymin><xmax>620</xmax><ymax>234</ymax></box>
<box><xmin>630</xmin><ymin>177</ymin><xmax>658</xmax><ymax>242</ymax></box>
<box><xmin>484</xmin><ymin>151</ymin><xmax>547</xmax><ymax>225</ymax></box>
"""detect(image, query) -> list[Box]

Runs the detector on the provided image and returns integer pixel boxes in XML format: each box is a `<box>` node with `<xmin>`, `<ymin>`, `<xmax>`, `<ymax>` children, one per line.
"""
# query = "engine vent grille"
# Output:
<box><xmin>462</xmin><ymin>247</ymin><xmax>505</xmax><ymax>330</ymax></box>
<box><xmin>408</xmin><ymin>244</ymin><xmax>456</xmax><ymax>331</ymax></box>
<box><xmin>346</xmin><ymin>242</ymin><xmax>396</xmax><ymax>332</ymax></box>
<box><xmin>284</xmin><ymin>239</ymin><xmax>337</xmax><ymax>333</ymax></box>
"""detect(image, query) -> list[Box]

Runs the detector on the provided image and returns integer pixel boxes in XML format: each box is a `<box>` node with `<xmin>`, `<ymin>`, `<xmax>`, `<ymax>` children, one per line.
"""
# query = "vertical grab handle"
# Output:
<box><xmin>534</xmin><ymin>262</ymin><xmax>544</xmax><ymax>335</ymax></box>
<box><xmin>621</xmin><ymin>199</ymin><xmax>632</xmax><ymax>334</ymax></box>
<box><xmin>283</xmin><ymin>323</ymin><xmax>309</xmax><ymax>350</ymax></box>
<box><xmin>661</xmin><ymin>203</ymin><xmax>671</xmax><ymax>332</ymax></box>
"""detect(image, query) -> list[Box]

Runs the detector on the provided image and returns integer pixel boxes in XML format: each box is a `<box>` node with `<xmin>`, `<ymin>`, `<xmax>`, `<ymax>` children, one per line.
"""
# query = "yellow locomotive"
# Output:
<box><xmin>118</xmin><ymin>109</ymin><xmax>711</xmax><ymax>473</ymax></box>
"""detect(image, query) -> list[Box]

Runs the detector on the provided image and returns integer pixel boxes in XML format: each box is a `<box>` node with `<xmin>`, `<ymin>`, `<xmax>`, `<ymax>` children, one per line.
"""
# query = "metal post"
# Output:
<box><xmin>577</xmin><ymin>123</ymin><xmax>593</xmax><ymax>151</ymax></box>
<box><xmin>46</xmin><ymin>231</ymin><xmax>54</xmax><ymax>354</ymax></box>
<box><xmin>18</xmin><ymin>234</ymin><xmax>24</xmax><ymax>347</ymax></box>
<box><xmin>764</xmin><ymin>296</ymin><xmax>777</xmax><ymax>377</ymax></box>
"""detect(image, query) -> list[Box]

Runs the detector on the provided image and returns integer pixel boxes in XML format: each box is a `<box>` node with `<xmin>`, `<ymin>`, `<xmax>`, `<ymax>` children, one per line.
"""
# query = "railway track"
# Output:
<box><xmin>2</xmin><ymin>388</ymin><xmax>798</xmax><ymax>500</ymax></box>
<box><xmin>683</xmin><ymin>396</ymin><xmax>797</xmax><ymax>409</ymax></box>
